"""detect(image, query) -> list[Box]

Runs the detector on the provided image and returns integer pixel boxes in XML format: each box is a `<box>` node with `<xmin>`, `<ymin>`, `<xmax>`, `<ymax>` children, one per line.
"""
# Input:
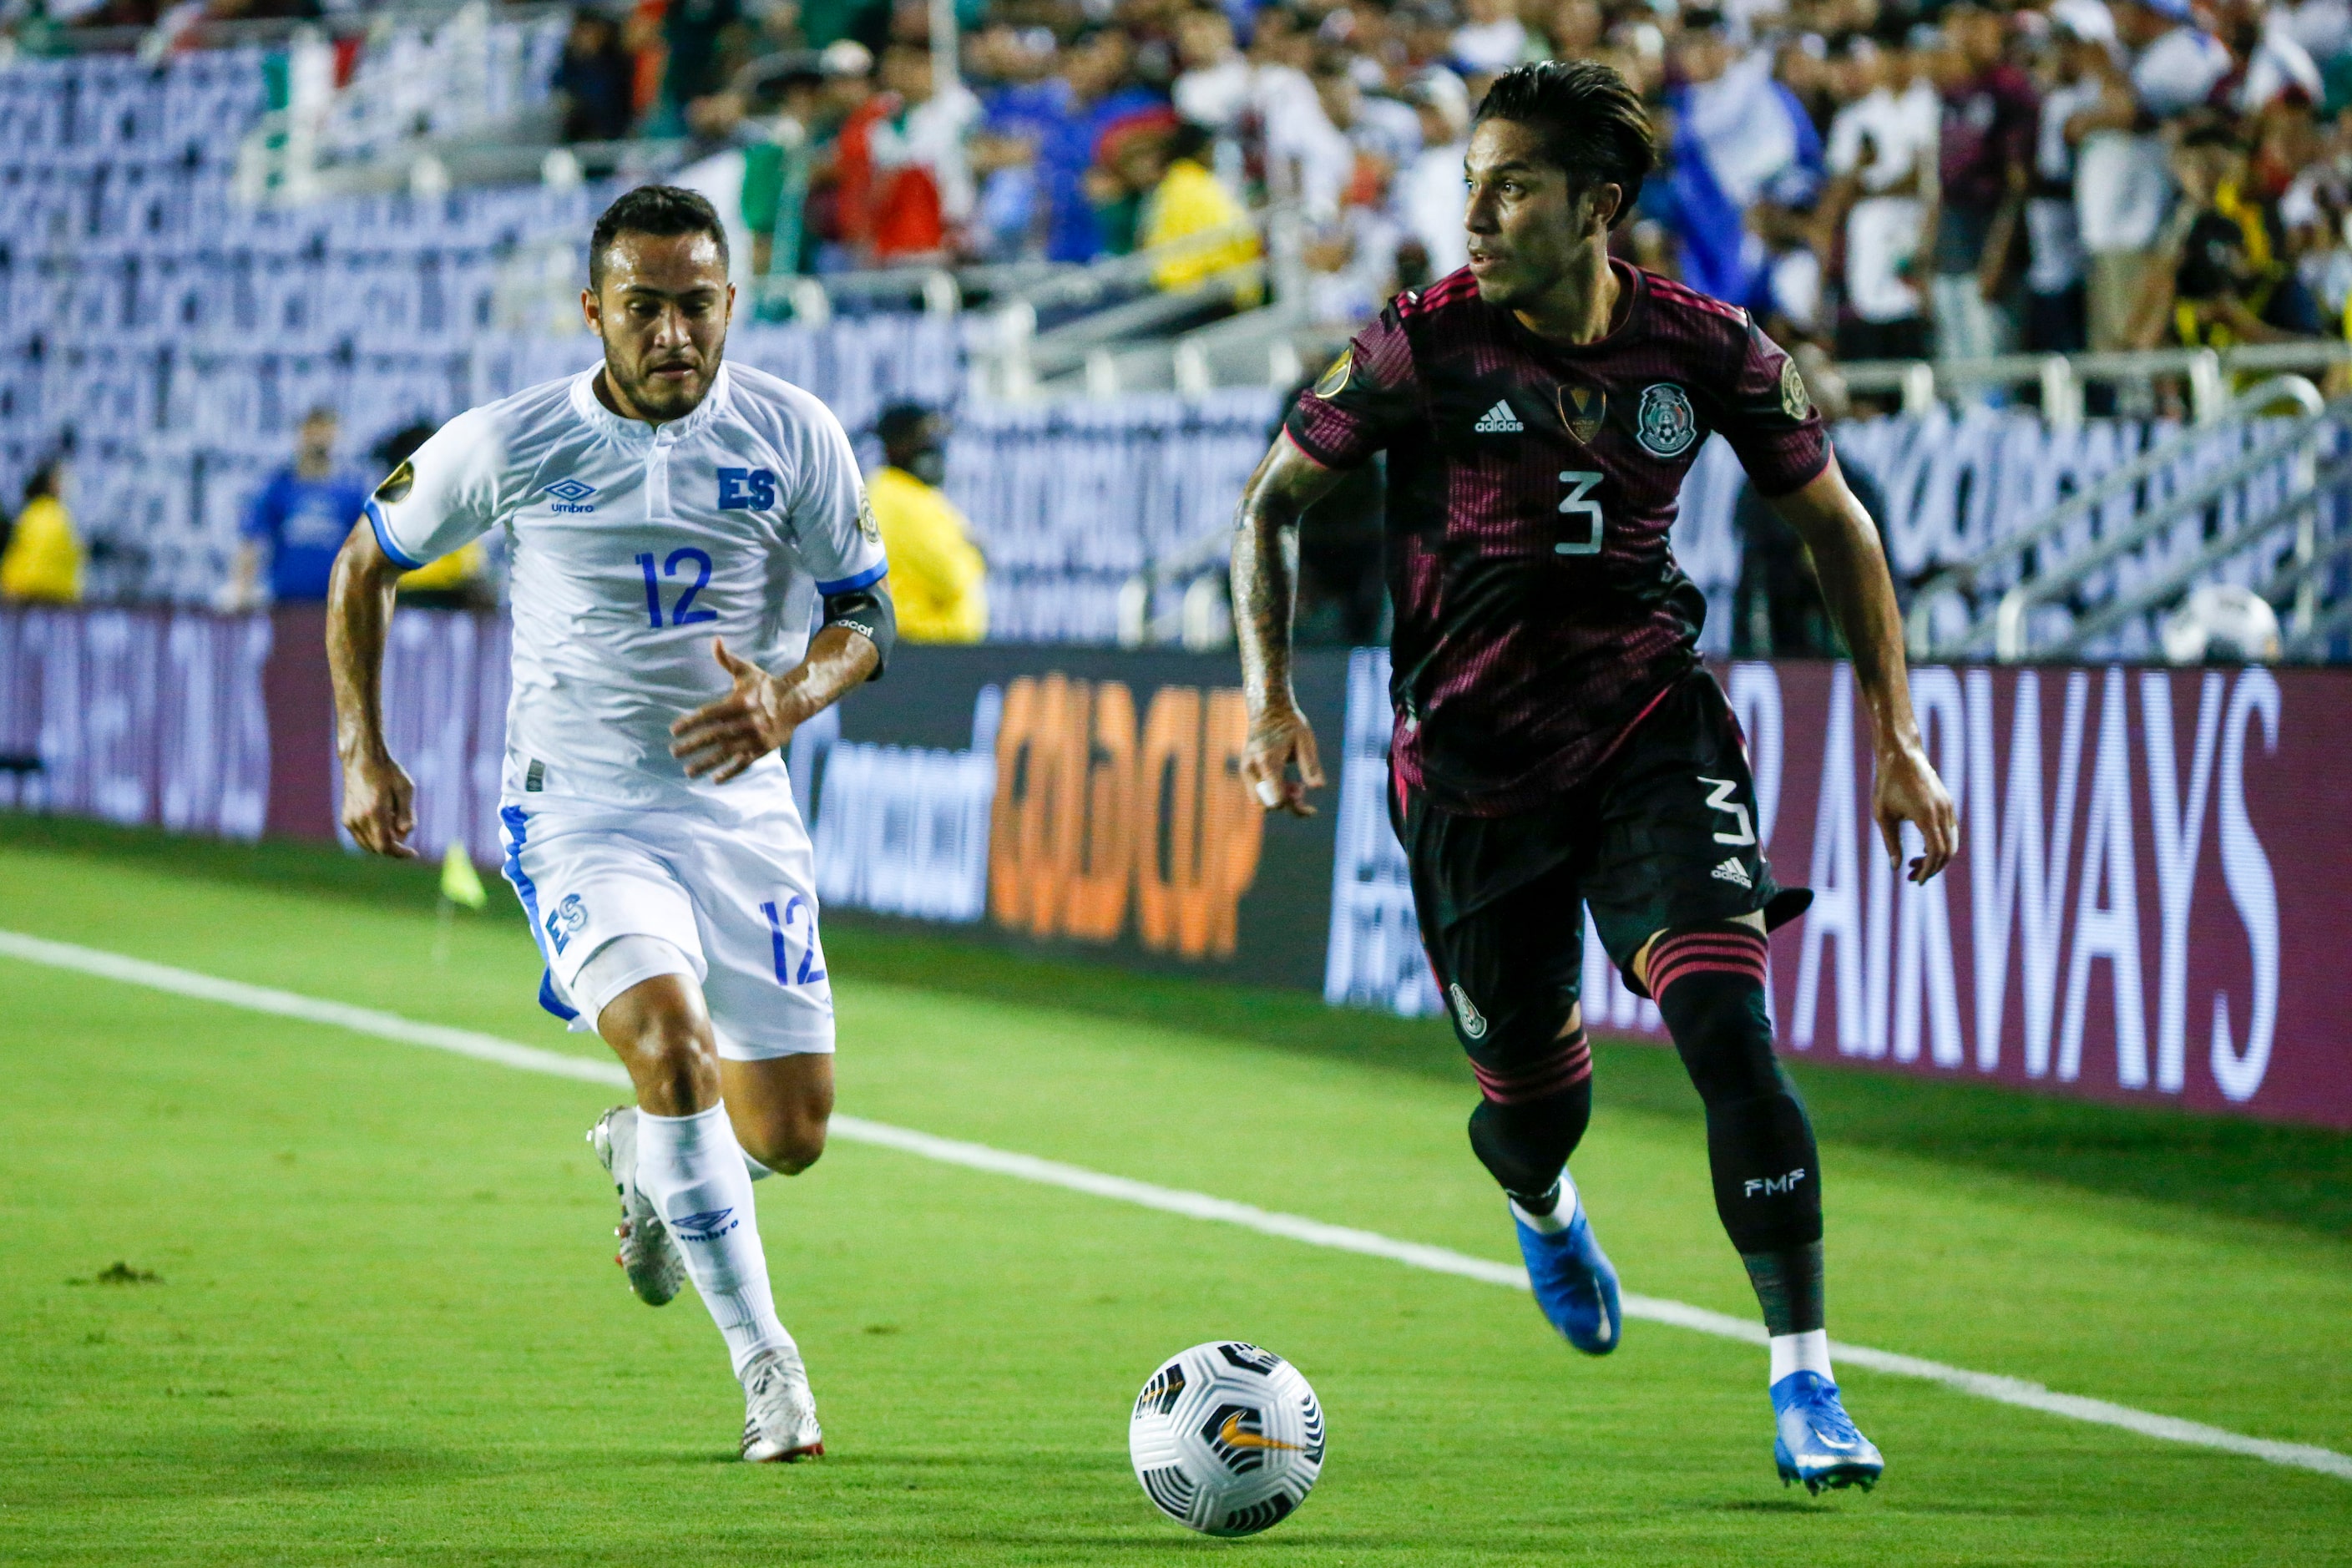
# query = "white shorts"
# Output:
<box><xmin>498</xmin><ymin>794</ymin><xmax>835</xmax><ymax>1060</ymax></box>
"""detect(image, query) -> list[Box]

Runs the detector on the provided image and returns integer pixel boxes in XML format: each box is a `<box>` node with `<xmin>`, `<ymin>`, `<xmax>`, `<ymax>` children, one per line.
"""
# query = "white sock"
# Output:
<box><xmin>1509</xmin><ymin>1171</ymin><xmax>1581</xmax><ymax>1236</ymax></box>
<box><xmin>620</xmin><ymin>1105</ymin><xmax>775</xmax><ymax>1184</ymax></box>
<box><xmin>635</xmin><ymin>1103</ymin><xmax>796</xmax><ymax>1378</ymax></box>
<box><xmin>1770</xmin><ymin>1329</ymin><xmax>1834</xmax><ymax>1385</ymax></box>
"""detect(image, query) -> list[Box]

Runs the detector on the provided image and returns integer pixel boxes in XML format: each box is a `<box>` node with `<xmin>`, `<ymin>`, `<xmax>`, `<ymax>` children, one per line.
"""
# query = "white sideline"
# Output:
<box><xmin>4</xmin><ymin>926</ymin><xmax>2348</xmax><ymax>1485</ymax></box>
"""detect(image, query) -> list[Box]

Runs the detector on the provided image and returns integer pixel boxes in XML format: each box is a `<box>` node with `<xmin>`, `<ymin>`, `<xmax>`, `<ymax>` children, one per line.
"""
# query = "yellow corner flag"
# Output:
<box><xmin>440</xmin><ymin>842</ymin><xmax>488</xmax><ymax>910</ymax></box>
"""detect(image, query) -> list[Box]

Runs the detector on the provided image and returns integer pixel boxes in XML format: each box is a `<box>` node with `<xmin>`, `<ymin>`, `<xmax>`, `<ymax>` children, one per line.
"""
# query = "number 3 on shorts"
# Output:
<box><xmin>761</xmin><ymin>896</ymin><xmax>827</xmax><ymax>986</ymax></box>
<box><xmin>1556</xmin><ymin>471</ymin><xmax>1604</xmax><ymax>555</ymax></box>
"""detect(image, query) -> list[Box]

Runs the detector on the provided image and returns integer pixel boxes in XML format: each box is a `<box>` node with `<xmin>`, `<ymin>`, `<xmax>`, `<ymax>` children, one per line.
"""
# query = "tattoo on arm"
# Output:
<box><xmin>1231</xmin><ymin>438</ymin><xmax>1347</xmax><ymax>712</ymax></box>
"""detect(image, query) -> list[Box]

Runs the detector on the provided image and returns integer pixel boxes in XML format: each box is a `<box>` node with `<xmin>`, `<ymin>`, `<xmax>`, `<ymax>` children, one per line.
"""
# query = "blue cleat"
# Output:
<box><xmin>1512</xmin><ymin>1201</ymin><xmax>1622</xmax><ymax>1354</ymax></box>
<box><xmin>1771</xmin><ymin>1371</ymin><xmax>1884</xmax><ymax>1494</ymax></box>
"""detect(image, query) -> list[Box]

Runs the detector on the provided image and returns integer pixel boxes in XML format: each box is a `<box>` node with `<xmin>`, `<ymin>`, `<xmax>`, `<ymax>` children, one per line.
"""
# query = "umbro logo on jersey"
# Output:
<box><xmin>544</xmin><ymin>478</ymin><xmax>597</xmax><ymax>513</ymax></box>
<box><xmin>1473</xmin><ymin>400</ymin><xmax>1525</xmax><ymax>433</ymax></box>
<box><xmin>1711</xmin><ymin>857</ymin><xmax>1753</xmax><ymax>890</ymax></box>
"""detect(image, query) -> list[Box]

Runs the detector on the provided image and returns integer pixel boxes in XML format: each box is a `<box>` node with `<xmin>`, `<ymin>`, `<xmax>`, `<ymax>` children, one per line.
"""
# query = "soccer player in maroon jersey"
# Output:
<box><xmin>1231</xmin><ymin>60</ymin><xmax>1957</xmax><ymax>1493</ymax></box>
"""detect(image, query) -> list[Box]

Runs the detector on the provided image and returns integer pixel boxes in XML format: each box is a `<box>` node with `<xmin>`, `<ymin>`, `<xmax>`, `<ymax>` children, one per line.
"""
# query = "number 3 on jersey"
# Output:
<box><xmin>636</xmin><ymin>549</ymin><xmax>719</xmax><ymax>628</ymax></box>
<box><xmin>1556</xmin><ymin>471</ymin><xmax>1604</xmax><ymax>555</ymax></box>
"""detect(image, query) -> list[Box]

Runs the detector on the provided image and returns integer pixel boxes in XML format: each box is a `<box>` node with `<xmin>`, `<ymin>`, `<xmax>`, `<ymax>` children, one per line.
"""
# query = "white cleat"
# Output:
<box><xmin>587</xmin><ymin>1105</ymin><xmax>684</xmax><ymax>1308</ymax></box>
<box><xmin>740</xmin><ymin>1348</ymin><xmax>824</xmax><ymax>1462</ymax></box>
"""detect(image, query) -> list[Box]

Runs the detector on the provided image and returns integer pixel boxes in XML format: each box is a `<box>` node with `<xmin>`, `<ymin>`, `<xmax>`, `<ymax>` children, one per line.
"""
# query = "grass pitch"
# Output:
<box><xmin>1</xmin><ymin>818</ymin><xmax>2347</xmax><ymax>1565</ymax></box>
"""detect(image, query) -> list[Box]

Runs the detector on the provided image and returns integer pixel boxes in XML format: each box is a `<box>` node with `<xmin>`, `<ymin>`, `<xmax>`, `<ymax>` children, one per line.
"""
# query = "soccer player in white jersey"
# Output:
<box><xmin>324</xmin><ymin>186</ymin><xmax>897</xmax><ymax>1462</ymax></box>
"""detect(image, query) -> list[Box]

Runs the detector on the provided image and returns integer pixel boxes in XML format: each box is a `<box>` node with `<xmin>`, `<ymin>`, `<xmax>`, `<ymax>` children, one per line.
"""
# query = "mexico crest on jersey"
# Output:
<box><xmin>1449</xmin><ymin>983</ymin><xmax>1489</xmax><ymax>1040</ymax></box>
<box><xmin>1558</xmin><ymin>384</ymin><xmax>1606</xmax><ymax>444</ymax></box>
<box><xmin>1636</xmin><ymin>382</ymin><xmax>1697</xmax><ymax>458</ymax></box>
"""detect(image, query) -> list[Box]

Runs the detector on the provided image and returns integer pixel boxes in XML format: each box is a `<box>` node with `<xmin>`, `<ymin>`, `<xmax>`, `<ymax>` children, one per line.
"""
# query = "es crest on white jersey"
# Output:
<box><xmin>1635</xmin><ymin>383</ymin><xmax>1698</xmax><ymax>458</ymax></box>
<box><xmin>716</xmin><ymin>466</ymin><xmax>778</xmax><ymax>511</ymax></box>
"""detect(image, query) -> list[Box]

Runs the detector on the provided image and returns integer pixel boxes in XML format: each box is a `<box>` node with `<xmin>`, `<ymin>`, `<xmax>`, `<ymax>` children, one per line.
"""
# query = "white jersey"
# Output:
<box><xmin>368</xmin><ymin>361</ymin><xmax>888</xmax><ymax>815</ymax></box>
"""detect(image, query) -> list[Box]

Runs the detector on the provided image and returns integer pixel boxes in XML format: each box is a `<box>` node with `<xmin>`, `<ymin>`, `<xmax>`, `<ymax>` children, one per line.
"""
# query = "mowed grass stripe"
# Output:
<box><xmin>5</xmin><ymin>925</ymin><xmax>2346</xmax><ymax>1487</ymax></box>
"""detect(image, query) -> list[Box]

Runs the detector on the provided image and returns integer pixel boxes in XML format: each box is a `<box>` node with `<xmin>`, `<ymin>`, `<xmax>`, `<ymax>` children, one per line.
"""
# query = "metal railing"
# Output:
<box><xmin>230</xmin><ymin>3</ymin><xmax>570</xmax><ymax>207</ymax></box>
<box><xmin>2008</xmin><ymin>443</ymin><xmax>2349</xmax><ymax>660</ymax></box>
<box><xmin>12</xmin><ymin>0</ymin><xmax>568</xmax><ymax>58</ymax></box>
<box><xmin>1115</xmin><ymin>518</ymin><xmax>1263</xmax><ymax>649</ymax></box>
<box><xmin>1840</xmin><ymin>341</ymin><xmax>2352</xmax><ymax>427</ymax></box>
<box><xmin>970</xmin><ymin>211</ymin><xmax>1285</xmax><ymax>401</ymax></box>
<box><xmin>1905</xmin><ymin>376</ymin><xmax>2333</xmax><ymax>660</ymax></box>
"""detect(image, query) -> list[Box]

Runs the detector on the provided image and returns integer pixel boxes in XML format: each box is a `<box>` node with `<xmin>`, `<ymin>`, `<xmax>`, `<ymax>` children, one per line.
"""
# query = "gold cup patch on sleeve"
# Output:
<box><xmin>1780</xmin><ymin>357</ymin><xmax>1812</xmax><ymax>422</ymax></box>
<box><xmin>373</xmin><ymin>459</ymin><xmax>415</xmax><ymax>504</ymax></box>
<box><xmin>1313</xmin><ymin>348</ymin><xmax>1353</xmax><ymax>400</ymax></box>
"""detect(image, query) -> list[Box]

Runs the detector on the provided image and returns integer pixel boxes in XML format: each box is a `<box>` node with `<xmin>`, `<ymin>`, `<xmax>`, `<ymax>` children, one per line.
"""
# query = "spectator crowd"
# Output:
<box><xmin>11</xmin><ymin>0</ymin><xmax>2352</xmax><ymax>652</ymax></box>
<box><xmin>18</xmin><ymin>0</ymin><xmax>2352</xmax><ymax>371</ymax></box>
<box><xmin>577</xmin><ymin>0</ymin><xmax>2352</xmax><ymax>373</ymax></box>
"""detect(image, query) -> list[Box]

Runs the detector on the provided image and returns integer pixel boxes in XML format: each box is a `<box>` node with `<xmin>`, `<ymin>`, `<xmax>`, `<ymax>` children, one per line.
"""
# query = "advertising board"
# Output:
<box><xmin>3</xmin><ymin>605</ymin><xmax>2344</xmax><ymax>1127</ymax></box>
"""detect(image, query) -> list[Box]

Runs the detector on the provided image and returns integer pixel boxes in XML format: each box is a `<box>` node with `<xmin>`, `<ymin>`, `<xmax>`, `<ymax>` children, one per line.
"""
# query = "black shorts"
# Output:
<box><xmin>1392</xmin><ymin>670</ymin><xmax>1811</xmax><ymax>1061</ymax></box>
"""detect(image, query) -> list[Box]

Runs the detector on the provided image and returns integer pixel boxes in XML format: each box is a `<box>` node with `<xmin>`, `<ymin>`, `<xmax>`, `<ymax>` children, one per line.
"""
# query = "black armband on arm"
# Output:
<box><xmin>821</xmin><ymin>579</ymin><xmax>896</xmax><ymax>678</ymax></box>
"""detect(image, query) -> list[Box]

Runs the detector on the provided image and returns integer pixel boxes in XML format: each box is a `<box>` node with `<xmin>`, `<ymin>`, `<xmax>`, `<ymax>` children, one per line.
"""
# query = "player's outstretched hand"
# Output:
<box><xmin>1241</xmin><ymin>700</ymin><xmax>1326</xmax><ymax>818</ymax></box>
<box><xmin>1874</xmin><ymin>739</ymin><xmax>1958</xmax><ymax>884</ymax></box>
<box><xmin>341</xmin><ymin>751</ymin><xmax>417</xmax><ymax>859</ymax></box>
<box><xmin>670</xmin><ymin>640</ymin><xmax>795</xmax><ymax>783</ymax></box>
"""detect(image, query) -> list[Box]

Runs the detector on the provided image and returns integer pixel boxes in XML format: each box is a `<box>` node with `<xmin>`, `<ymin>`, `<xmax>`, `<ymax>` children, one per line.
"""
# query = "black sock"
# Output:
<box><xmin>1741</xmin><ymin>1242</ymin><xmax>1825</xmax><ymax>1337</ymax></box>
<box><xmin>1467</xmin><ymin>1077</ymin><xmax>1591</xmax><ymax>1201</ymax></box>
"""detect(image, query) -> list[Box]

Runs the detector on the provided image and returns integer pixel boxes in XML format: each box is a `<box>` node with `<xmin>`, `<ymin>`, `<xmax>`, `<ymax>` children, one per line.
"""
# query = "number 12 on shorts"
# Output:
<box><xmin>761</xmin><ymin>896</ymin><xmax>827</xmax><ymax>986</ymax></box>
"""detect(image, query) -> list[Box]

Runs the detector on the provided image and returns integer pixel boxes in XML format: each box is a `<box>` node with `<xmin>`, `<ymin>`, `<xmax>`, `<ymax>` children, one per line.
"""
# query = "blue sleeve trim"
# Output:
<box><xmin>365</xmin><ymin>498</ymin><xmax>425</xmax><ymax>571</ymax></box>
<box><xmin>816</xmin><ymin>560</ymin><xmax>888</xmax><ymax>596</ymax></box>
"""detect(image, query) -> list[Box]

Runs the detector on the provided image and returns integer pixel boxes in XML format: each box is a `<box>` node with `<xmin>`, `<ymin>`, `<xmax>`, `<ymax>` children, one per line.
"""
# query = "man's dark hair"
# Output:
<box><xmin>374</xmin><ymin>420</ymin><xmax>438</xmax><ymax>471</ymax></box>
<box><xmin>1167</xmin><ymin>119</ymin><xmax>1216</xmax><ymax>165</ymax></box>
<box><xmin>1472</xmin><ymin>60</ymin><xmax>1655</xmax><ymax>225</ymax></box>
<box><xmin>876</xmin><ymin>402</ymin><xmax>938</xmax><ymax>449</ymax></box>
<box><xmin>2179</xmin><ymin>119</ymin><xmax>2245</xmax><ymax>152</ymax></box>
<box><xmin>23</xmin><ymin>459</ymin><xmax>63</xmax><ymax>505</ymax></box>
<box><xmin>589</xmin><ymin>184</ymin><xmax>731</xmax><ymax>289</ymax></box>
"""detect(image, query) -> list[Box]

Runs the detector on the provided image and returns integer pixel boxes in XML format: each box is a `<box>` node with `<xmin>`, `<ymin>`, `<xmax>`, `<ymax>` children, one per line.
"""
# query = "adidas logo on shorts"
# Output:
<box><xmin>1473</xmin><ymin>399</ymin><xmax>1524</xmax><ymax>433</ymax></box>
<box><xmin>1711</xmin><ymin>857</ymin><xmax>1753</xmax><ymax>890</ymax></box>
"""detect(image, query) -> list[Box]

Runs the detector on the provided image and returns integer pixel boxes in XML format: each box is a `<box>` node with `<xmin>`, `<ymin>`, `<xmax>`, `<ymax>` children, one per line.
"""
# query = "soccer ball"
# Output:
<box><xmin>1128</xmin><ymin>1342</ymin><xmax>1324</xmax><ymax>1537</ymax></box>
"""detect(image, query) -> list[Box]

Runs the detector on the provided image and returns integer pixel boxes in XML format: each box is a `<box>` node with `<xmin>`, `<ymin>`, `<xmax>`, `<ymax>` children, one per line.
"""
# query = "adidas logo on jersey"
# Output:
<box><xmin>1711</xmin><ymin>857</ymin><xmax>1753</xmax><ymax>890</ymax></box>
<box><xmin>1473</xmin><ymin>400</ymin><xmax>1524</xmax><ymax>433</ymax></box>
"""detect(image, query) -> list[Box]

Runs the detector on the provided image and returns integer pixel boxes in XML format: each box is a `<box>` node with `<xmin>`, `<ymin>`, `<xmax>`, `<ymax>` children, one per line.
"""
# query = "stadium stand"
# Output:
<box><xmin>2</xmin><ymin>28</ymin><xmax>2346</xmax><ymax>659</ymax></box>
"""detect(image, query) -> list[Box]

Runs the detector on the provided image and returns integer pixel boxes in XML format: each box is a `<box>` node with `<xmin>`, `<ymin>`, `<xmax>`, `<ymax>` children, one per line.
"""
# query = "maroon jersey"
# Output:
<box><xmin>1284</xmin><ymin>260</ymin><xmax>1829</xmax><ymax>817</ymax></box>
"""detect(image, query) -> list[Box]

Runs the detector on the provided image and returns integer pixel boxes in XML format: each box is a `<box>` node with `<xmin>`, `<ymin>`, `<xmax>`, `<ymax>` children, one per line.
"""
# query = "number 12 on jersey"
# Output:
<box><xmin>1557</xmin><ymin>471</ymin><xmax>1604</xmax><ymax>555</ymax></box>
<box><xmin>636</xmin><ymin>549</ymin><xmax>719</xmax><ymax>627</ymax></box>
